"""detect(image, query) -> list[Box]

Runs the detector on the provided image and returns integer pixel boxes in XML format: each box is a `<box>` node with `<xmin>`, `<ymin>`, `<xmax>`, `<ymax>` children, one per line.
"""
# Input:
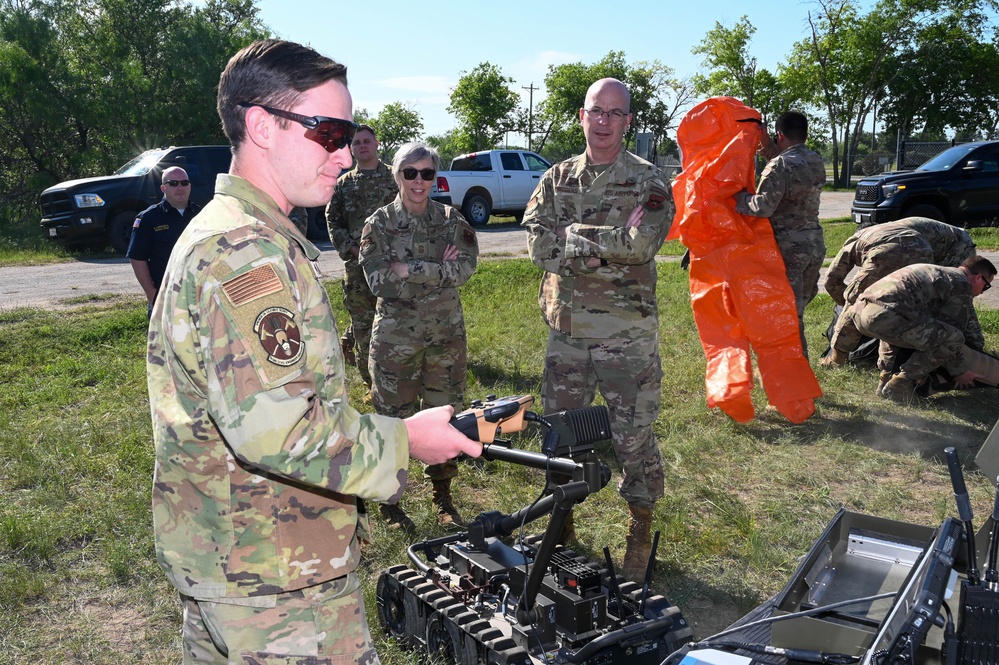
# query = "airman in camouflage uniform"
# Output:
<box><xmin>360</xmin><ymin>142</ymin><xmax>478</xmax><ymax>528</ymax></box>
<box><xmin>523</xmin><ymin>78</ymin><xmax>673</xmax><ymax>581</ymax></box>
<box><xmin>838</xmin><ymin>256</ymin><xmax>995</xmax><ymax>402</ymax></box>
<box><xmin>823</xmin><ymin>217</ymin><xmax>976</xmax><ymax>366</ymax></box>
<box><xmin>326</xmin><ymin>126</ymin><xmax>398</xmax><ymax>386</ymax></box>
<box><xmin>735</xmin><ymin>110</ymin><xmax>826</xmax><ymax>356</ymax></box>
<box><xmin>147</xmin><ymin>40</ymin><xmax>480</xmax><ymax>664</ymax></box>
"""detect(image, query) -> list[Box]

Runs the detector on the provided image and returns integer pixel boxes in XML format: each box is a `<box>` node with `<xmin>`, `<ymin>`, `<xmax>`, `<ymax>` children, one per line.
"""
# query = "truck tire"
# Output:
<box><xmin>108</xmin><ymin>210</ymin><xmax>138</xmax><ymax>255</ymax></box>
<box><xmin>461</xmin><ymin>194</ymin><xmax>491</xmax><ymax>226</ymax></box>
<box><xmin>903</xmin><ymin>204</ymin><xmax>946</xmax><ymax>224</ymax></box>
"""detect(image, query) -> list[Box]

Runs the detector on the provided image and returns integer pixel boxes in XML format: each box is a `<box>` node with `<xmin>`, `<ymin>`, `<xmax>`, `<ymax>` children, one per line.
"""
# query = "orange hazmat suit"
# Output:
<box><xmin>669</xmin><ymin>96</ymin><xmax>821</xmax><ymax>423</ymax></box>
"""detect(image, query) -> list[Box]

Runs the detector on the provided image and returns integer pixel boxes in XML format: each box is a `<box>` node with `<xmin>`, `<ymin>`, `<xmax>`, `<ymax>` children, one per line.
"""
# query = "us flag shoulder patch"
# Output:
<box><xmin>222</xmin><ymin>264</ymin><xmax>284</xmax><ymax>307</ymax></box>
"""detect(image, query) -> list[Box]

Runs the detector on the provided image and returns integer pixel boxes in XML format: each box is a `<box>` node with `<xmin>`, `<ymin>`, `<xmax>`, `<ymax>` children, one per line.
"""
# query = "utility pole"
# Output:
<box><xmin>522</xmin><ymin>83</ymin><xmax>538</xmax><ymax>151</ymax></box>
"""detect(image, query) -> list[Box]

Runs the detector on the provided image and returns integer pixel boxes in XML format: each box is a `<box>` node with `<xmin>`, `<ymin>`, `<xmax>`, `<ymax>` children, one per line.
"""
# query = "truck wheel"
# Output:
<box><xmin>903</xmin><ymin>204</ymin><xmax>946</xmax><ymax>224</ymax></box>
<box><xmin>425</xmin><ymin>611</ymin><xmax>474</xmax><ymax>665</ymax></box>
<box><xmin>306</xmin><ymin>206</ymin><xmax>330</xmax><ymax>242</ymax></box>
<box><xmin>462</xmin><ymin>194</ymin><xmax>491</xmax><ymax>226</ymax></box>
<box><xmin>108</xmin><ymin>211</ymin><xmax>138</xmax><ymax>255</ymax></box>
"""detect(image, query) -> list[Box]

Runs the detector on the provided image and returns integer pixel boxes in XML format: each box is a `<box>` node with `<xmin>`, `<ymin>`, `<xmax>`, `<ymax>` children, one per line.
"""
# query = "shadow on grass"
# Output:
<box><xmin>743</xmin><ymin>389</ymin><xmax>997</xmax><ymax>464</ymax></box>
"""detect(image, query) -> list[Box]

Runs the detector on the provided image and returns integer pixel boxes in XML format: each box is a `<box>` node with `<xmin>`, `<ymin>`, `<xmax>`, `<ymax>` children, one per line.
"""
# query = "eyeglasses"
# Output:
<box><xmin>164</xmin><ymin>179</ymin><xmax>190</xmax><ymax>187</ymax></box>
<box><xmin>401</xmin><ymin>167</ymin><xmax>436</xmax><ymax>181</ymax></box>
<box><xmin>583</xmin><ymin>107</ymin><xmax>628</xmax><ymax>120</ymax></box>
<box><xmin>983</xmin><ymin>278</ymin><xmax>992</xmax><ymax>292</ymax></box>
<box><xmin>239</xmin><ymin>103</ymin><xmax>359</xmax><ymax>152</ymax></box>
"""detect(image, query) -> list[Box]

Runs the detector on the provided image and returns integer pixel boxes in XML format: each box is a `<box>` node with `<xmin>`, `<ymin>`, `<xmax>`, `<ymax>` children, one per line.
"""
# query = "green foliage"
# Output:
<box><xmin>369</xmin><ymin>101</ymin><xmax>424</xmax><ymax>160</ymax></box>
<box><xmin>0</xmin><ymin>0</ymin><xmax>268</xmax><ymax>228</ymax></box>
<box><xmin>447</xmin><ymin>62</ymin><xmax>519</xmax><ymax>151</ymax></box>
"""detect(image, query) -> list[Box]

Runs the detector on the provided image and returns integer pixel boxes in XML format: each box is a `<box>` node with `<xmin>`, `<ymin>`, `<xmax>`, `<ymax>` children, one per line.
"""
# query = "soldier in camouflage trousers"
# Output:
<box><xmin>147</xmin><ymin>40</ymin><xmax>480</xmax><ymax>664</ymax></box>
<box><xmin>360</xmin><ymin>142</ymin><xmax>478</xmax><ymax>530</ymax></box>
<box><xmin>736</xmin><ymin>110</ymin><xmax>826</xmax><ymax>357</ymax></box>
<box><xmin>523</xmin><ymin>78</ymin><xmax>672</xmax><ymax>582</ymax></box>
<box><xmin>822</xmin><ymin>217</ymin><xmax>976</xmax><ymax>366</ymax></box>
<box><xmin>838</xmin><ymin>256</ymin><xmax>995</xmax><ymax>403</ymax></box>
<box><xmin>326</xmin><ymin>125</ymin><xmax>398</xmax><ymax>387</ymax></box>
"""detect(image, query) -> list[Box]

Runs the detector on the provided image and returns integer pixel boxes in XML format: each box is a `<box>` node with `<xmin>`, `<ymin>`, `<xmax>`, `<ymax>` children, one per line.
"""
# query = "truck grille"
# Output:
<box><xmin>40</xmin><ymin>191</ymin><xmax>73</xmax><ymax>217</ymax></box>
<box><xmin>854</xmin><ymin>184</ymin><xmax>880</xmax><ymax>203</ymax></box>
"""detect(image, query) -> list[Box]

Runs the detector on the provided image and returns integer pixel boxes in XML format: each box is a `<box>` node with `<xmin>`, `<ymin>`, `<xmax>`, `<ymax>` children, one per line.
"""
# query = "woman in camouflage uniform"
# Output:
<box><xmin>360</xmin><ymin>142</ymin><xmax>479</xmax><ymax>528</ymax></box>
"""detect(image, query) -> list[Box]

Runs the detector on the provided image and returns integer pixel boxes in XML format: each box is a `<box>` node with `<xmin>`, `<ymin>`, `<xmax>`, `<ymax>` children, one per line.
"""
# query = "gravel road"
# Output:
<box><xmin>5</xmin><ymin>192</ymin><xmax>997</xmax><ymax>311</ymax></box>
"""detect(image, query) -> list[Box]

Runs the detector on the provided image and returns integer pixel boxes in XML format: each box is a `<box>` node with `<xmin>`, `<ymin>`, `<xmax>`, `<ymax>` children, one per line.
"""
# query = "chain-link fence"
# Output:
<box><xmin>897</xmin><ymin>140</ymin><xmax>959</xmax><ymax>170</ymax></box>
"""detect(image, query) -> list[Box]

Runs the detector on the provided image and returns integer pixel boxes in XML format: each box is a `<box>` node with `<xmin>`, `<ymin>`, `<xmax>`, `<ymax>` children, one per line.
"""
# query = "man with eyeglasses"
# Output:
<box><xmin>125</xmin><ymin>166</ymin><xmax>199</xmax><ymax>316</ymax></box>
<box><xmin>838</xmin><ymin>255</ymin><xmax>997</xmax><ymax>403</ymax></box>
<box><xmin>145</xmin><ymin>39</ymin><xmax>481</xmax><ymax>664</ymax></box>
<box><xmin>523</xmin><ymin>78</ymin><xmax>673</xmax><ymax>582</ymax></box>
<box><xmin>735</xmin><ymin>110</ymin><xmax>826</xmax><ymax>357</ymax></box>
<box><xmin>326</xmin><ymin>124</ymin><xmax>398</xmax><ymax>389</ymax></box>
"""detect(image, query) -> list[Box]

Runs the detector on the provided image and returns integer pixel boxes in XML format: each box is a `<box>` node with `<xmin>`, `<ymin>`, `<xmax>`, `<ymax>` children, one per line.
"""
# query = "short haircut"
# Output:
<box><xmin>217</xmin><ymin>39</ymin><xmax>348</xmax><ymax>148</ymax></box>
<box><xmin>392</xmin><ymin>142</ymin><xmax>440</xmax><ymax>175</ymax></box>
<box><xmin>355</xmin><ymin>124</ymin><xmax>376</xmax><ymax>140</ymax></box>
<box><xmin>161</xmin><ymin>166</ymin><xmax>187</xmax><ymax>184</ymax></box>
<box><xmin>962</xmin><ymin>255</ymin><xmax>998</xmax><ymax>278</ymax></box>
<box><xmin>776</xmin><ymin>111</ymin><xmax>808</xmax><ymax>142</ymax></box>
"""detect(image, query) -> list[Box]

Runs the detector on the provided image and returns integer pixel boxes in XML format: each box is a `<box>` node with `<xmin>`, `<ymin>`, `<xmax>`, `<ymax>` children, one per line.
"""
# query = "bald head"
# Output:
<box><xmin>579</xmin><ymin>78</ymin><xmax>632</xmax><ymax>164</ymax></box>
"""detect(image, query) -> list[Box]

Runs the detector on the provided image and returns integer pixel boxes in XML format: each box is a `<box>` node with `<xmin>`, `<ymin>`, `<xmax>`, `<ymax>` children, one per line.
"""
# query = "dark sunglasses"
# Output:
<box><xmin>984</xmin><ymin>279</ymin><xmax>993</xmax><ymax>292</ymax></box>
<box><xmin>164</xmin><ymin>179</ymin><xmax>190</xmax><ymax>187</ymax></box>
<box><xmin>239</xmin><ymin>103</ymin><xmax>359</xmax><ymax>152</ymax></box>
<box><xmin>401</xmin><ymin>167</ymin><xmax>436</xmax><ymax>181</ymax></box>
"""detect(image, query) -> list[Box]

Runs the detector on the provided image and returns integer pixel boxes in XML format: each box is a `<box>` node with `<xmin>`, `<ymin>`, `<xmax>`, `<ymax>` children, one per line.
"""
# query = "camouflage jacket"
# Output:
<box><xmin>858</xmin><ymin>263</ymin><xmax>985</xmax><ymax>351</ymax></box>
<box><xmin>735</xmin><ymin>143</ymin><xmax>826</xmax><ymax>235</ymax></box>
<box><xmin>358</xmin><ymin>198</ymin><xmax>478</xmax><ymax>309</ymax></box>
<box><xmin>147</xmin><ymin>174</ymin><xmax>410</xmax><ymax>602</ymax></box>
<box><xmin>825</xmin><ymin>218</ymin><xmax>976</xmax><ymax>305</ymax></box>
<box><xmin>325</xmin><ymin>161</ymin><xmax>398</xmax><ymax>262</ymax></box>
<box><xmin>522</xmin><ymin>149</ymin><xmax>674</xmax><ymax>338</ymax></box>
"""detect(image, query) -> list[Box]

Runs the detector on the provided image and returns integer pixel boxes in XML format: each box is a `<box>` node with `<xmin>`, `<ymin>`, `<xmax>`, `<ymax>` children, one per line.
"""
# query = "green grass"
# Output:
<box><xmin>3</xmin><ymin>260</ymin><xmax>999</xmax><ymax>664</ymax></box>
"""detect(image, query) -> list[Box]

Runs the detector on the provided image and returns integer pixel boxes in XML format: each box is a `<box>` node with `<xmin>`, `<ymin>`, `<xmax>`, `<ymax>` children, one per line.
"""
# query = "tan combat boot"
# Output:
<box><xmin>339</xmin><ymin>329</ymin><xmax>356</xmax><ymax>366</ymax></box>
<box><xmin>432</xmin><ymin>479</ymin><xmax>465</xmax><ymax>527</ymax></box>
<box><xmin>622</xmin><ymin>504</ymin><xmax>654</xmax><ymax>582</ymax></box>
<box><xmin>558</xmin><ymin>510</ymin><xmax>578</xmax><ymax>547</ymax></box>
<box><xmin>379</xmin><ymin>503</ymin><xmax>415</xmax><ymax>531</ymax></box>
<box><xmin>877</xmin><ymin>370</ymin><xmax>893</xmax><ymax>398</ymax></box>
<box><xmin>881</xmin><ymin>375</ymin><xmax>917</xmax><ymax>404</ymax></box>
<box><xmin>819</xmin><ymin>348</ymin><xmax>849</xmax><ymax>368</ymax></box>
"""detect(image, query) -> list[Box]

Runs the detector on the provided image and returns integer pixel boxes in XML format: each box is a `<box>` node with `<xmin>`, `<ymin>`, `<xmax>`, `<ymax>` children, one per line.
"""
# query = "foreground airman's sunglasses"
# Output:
<box><xmin>239</xmin><ymin>103</ymin><xmax>359</xmax><ymax>152</ymax></box>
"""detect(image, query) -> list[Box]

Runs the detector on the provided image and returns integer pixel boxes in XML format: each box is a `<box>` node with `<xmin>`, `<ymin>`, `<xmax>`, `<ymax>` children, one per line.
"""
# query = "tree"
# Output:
<box><xmin>447</xmin><ymin>62</ymin><xmax>519</xmax><ymax>151</ymax></box>
<box><xmin>369</xmin><ymin>101</ymin><xmax>423</xmax><ymax>160</ymax></box>
<box><xmin>0</xmin><ymin>0</ymin><xmax>266</xmax><ymax>228</ymax></box>
<box><xmin>787</xmin><ymin>0</ymin><xmax>977</xmax><ymax>187</ymax></box>
<box><xmin>691</xmin><ymin>16</ymin><xmax>791</xmax><ymax>125</ymax></box>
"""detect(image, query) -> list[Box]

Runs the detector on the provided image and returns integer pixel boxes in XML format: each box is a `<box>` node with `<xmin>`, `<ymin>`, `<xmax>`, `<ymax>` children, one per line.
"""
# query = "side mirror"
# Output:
<box><xmin>964</xmin><ymin>159</ymin><xmax>985</xmax><ymax>172</ymax></box>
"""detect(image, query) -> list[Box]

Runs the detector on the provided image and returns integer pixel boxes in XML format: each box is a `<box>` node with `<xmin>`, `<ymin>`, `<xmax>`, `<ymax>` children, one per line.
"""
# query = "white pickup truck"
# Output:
<box><xmin>431</xmin><ymin>149</ymin><xmax>551</xmax><ymax>225</ymax></box>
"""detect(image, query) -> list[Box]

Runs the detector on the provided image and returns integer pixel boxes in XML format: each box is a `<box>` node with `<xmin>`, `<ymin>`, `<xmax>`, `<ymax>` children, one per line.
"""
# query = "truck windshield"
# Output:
<box><xmin>114</xmin><ymin>149</ymin><xmax>169</xmax><ymax>176</ymax></box>
<box><xmin>916</xmin><ymin>144</ymin><xmax>979</xmax><ymax>171</ymax></box>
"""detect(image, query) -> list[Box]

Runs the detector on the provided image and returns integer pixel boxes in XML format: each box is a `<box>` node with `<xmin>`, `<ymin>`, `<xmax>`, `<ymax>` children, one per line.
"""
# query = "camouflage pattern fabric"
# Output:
<box><xmin>735</xmin><ymin>143</ymin><xmax>826</xmax><ymax>353</ymax></box>
<box><xmin>522</xmin><ymin>149</ymin><xmax>673</xmax><ymax>504</ymax></box>
<box><xmin>543</xmin><ymin>330</ymin><xmax>665</xmax><ymax>507</ymax></box>
<box><xmin>180</xmin><ymin>573</ymin><xmax>377</xmax><ymax>664</ymax></box>
<box><xmin>359</xmin><ymin>198</ymin><xmax>478</xmax><ymax>480</ymax></box>
<box><xmin>839</xmin><ymin>263</ymin><xmax>985</xmax><ymax>381</ymax></box>
<box><xmin>326</xmin><ymin>162</ymin><xmax>398</xmax><ymax>386</ymax></box>
<box><xmin>148</xmin><ymin>174</ymin><xmax>410</xmax><ymax>607</ymax></box>
<box><xmin>825</xmin><ymin>217</ymin><xmax>976</xmax><ymax>307</ymax></box>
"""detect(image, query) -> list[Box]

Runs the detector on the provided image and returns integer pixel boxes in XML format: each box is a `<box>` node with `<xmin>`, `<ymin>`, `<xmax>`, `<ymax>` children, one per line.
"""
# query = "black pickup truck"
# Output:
<box><xmin>850</xmin><ymin>140</ymin><xmax>999</xmax><ymax>228</ymax></box>
<box><xmin>39</xmin><ymin>145</ymin><xmax>232</xmax><ymax>254</ymax></box>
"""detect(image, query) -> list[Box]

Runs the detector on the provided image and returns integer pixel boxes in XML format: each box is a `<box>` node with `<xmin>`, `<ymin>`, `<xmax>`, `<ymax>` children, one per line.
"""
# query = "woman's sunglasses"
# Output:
<box><xmin>239</xmin><ymin>103</ymin><xmax>359</xmax><ymax>152</ymax></box>
<box><xmin>401</xmin><ymin>168</ymin><xmax>436</xmax><ymax>181</ymax></box>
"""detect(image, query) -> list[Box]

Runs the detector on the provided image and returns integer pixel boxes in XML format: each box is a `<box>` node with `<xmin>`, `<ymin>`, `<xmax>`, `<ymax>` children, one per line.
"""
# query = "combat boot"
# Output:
<box><xmin>622</xmin><ymin>504</ymin><xmax>654</xmax><ymax>582</ymax></box>
<box><xmin>819</xmin><ymin>348</ymin><xmax>849</xmax><ymax>368</ymax></box>
<box><xmin>877</xmin><ymin>370</ymin><xmax>893</xmax><ymax>398</ymax></box>
<box><xmin>558</xmin><ymin>510</ymin><xmax>579</xmax><ymax>547</ymax></box>
<box><xmin>340</xmin><ymin>330</ymin><xmax>356</xmax><ymax>366</ymax></box>
<box><xmin>881</xmin><ymin>375</ymin><xmax>917</xmax><ymax>404</ymax></box>
<box><xmin>379</xmin><ymin>503</ymin><xmax>415</xmax><ymax>531</ymax></box>
<box><xmin>432</xmin><ymin>479</ymin><xmax>465</xmax><ymax>527</ymax></box>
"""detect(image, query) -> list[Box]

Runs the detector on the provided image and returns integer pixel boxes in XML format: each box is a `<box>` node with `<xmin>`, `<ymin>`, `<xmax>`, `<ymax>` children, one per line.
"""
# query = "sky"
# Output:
<box><xmin>252</xmin><ymin>0</ymin><xmax>828</xmax><ymax>141</ymax></box>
